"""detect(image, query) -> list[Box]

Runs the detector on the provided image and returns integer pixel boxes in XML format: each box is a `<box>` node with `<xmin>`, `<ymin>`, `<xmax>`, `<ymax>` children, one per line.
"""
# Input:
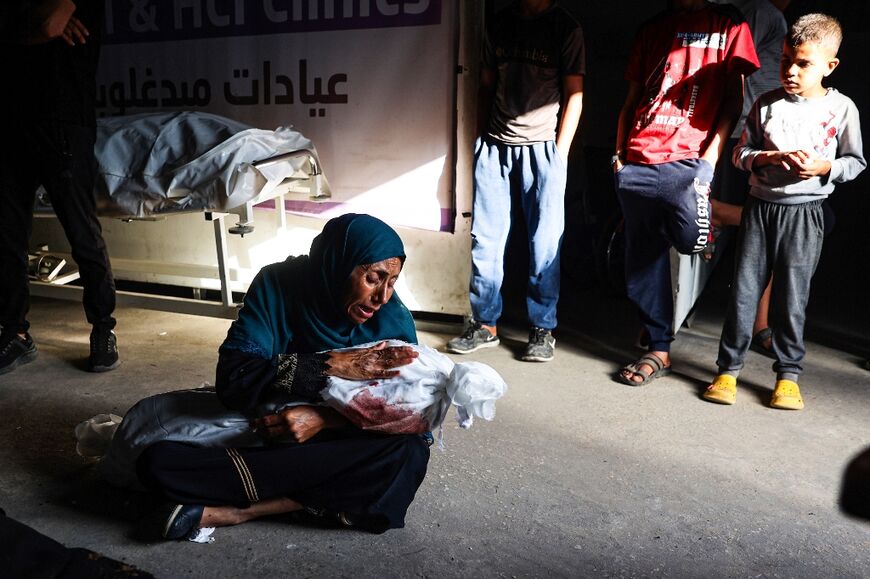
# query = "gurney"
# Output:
<box><xmin>32</xmin><ymin>111</ymin><xmax>330</xmax><ymax>318</ymax></box>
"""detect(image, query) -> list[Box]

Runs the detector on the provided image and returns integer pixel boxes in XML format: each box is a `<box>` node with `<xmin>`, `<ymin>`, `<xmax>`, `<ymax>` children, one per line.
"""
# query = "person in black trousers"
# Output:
<box><xmin>0</xmin><ymin>0</ymin><xmax>119</xmax><ymax>374</ymax></box>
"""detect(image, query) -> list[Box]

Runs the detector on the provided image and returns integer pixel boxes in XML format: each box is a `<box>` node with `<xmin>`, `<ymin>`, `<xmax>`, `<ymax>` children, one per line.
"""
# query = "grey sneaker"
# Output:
<box><xmin>522</xmin><ymin>327</ymin><xmax>555</xmax><ymax>362</ymax></box>
<box><xmin>447</xmin><ymin>320</ymin><xmax>499</xmax><ymax>354</ymax></box>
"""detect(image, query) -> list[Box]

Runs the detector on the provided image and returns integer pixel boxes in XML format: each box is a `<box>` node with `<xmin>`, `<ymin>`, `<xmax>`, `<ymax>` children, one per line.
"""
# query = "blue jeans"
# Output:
<box><xmin>615</xmin><ymin>158</ymin><xmax>713</xmax><ymax>351</ymax></box>
<box><xmin>469</xmin><ymin>138</ymin><xmax>566</xmax><ymax>330</ymax></box>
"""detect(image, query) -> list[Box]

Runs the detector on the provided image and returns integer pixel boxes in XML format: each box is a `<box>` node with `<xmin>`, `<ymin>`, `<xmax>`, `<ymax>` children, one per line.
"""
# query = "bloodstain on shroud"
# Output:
<box><xmin>343</xmin><ymin>389</ymin><xmax>429</xmax><ymax>434</ymax></box>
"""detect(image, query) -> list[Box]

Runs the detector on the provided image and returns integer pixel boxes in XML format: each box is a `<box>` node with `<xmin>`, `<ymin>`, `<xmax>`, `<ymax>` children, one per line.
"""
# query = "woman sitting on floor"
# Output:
<box><xmin>136</xmin><ymin>213</ymin><xmax>430</xmax><ymax>539</ymax></box>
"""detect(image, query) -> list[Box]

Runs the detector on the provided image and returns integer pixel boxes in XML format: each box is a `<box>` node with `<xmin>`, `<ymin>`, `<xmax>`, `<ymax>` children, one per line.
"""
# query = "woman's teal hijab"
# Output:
<box><xmin>221</xmin><ymin>214</ymin><xmax>417</xmax><ymax>357</ymax></box>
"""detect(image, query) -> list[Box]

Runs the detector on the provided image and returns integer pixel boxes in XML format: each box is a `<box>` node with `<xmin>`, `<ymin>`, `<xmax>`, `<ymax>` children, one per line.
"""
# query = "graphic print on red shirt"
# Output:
<box><xmin>625</xmin><ymin>5</ymin><xmax>759</xmax><ymax>165</ymax></box>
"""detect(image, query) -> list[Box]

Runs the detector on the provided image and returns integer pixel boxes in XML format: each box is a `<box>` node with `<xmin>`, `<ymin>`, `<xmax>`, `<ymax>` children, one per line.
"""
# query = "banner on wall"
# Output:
<box><xmin>97</xmin><ymin>0</ymin><xmax>456</xmax><ymax>232</ymax></box>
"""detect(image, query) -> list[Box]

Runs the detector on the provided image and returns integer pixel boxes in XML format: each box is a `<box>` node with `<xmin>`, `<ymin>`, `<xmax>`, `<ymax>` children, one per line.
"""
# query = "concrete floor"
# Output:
<box><xmin>1</xmin><ymin>291</ymin><xmax>869</xmax><ymax>578</ymax></box>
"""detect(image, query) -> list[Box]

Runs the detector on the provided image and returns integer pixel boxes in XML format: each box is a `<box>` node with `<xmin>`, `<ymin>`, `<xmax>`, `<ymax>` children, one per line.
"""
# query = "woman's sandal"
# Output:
<box><xmin>617</xmin><ymin>353</ymin><xmax>672</xmax><ymax>387</ymax></box>
<box><xmin>750</xmin><ymin>328</ymin><xmax>775</xmax><ymax>359</ymax></box>
<box><xmin>163</xmin><ymin>504</ymin><xmax>204</xmax><ymax>540</ymax></box>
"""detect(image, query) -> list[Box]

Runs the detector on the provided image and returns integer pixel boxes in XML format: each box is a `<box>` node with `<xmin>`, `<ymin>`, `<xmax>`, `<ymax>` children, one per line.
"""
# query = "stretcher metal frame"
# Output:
<box><xmin>30</xmin><ymin>150</ymin><xmax>323</xmax><ymax>319</ymax></box>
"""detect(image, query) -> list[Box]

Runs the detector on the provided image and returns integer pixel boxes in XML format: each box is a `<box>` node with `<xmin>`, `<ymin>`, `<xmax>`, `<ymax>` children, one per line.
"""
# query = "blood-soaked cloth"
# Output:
<box><xmin>321</xmin><ymin>341</ymin><xmax>508</xmax><ymax>435</ymax></box>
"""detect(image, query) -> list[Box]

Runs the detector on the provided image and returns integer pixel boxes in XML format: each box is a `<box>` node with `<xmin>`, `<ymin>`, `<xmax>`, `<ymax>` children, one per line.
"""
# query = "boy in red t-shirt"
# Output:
<box><xmin>613</xmin><ymin>0</ymin><xmax>759</xmax><ymax>386</ymax></box>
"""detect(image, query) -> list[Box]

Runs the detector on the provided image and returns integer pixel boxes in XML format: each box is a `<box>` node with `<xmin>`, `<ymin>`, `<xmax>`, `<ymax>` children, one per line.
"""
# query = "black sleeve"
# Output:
<box><xmin>216</xmin><ymin>349</ymin><xmax>330</xmax><ymax>414</ymax></box>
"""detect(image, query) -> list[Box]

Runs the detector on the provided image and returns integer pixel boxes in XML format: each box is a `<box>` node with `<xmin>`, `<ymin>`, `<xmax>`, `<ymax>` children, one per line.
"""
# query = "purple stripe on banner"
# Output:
<box><xmin>284</xmin><ymin>199</ymin><xmax>345</xmax><ymax>215</ymax></box>
<box><xmin>440</xmin><ymin>207</ymin><xmax>454</xmax><ymax>233</ymax></box>
<box><xmin>105</xmin><ymin>0</ymin><xmax>441</xmax><ymax>44</ymax></box>
<box><xmin>254</xmin><ymin>199</ymin><xmax>342</xmax><ymax>215</ymax></box>
<box><xmin>255</xmin><ymin>199</ymin><xmax>454</xmax><ymax>232</ymax></box>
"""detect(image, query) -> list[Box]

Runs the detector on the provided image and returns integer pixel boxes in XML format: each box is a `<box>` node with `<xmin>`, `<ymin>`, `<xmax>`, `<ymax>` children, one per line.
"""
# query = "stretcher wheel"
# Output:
<box><xmin>229</xmin><ymin>224</ymin><xmax>255</xmax><ymax>236</ymax></box>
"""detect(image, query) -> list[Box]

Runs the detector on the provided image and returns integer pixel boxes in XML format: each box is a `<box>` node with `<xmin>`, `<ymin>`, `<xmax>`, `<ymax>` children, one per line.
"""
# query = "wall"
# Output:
<box><xmin>31</xmin><ymin>0</ymin><xmax>486</xmax><ymax>317</ymax></box>
<box><xmin>34</xmin><ymin>0</ymin><xmax>660</xmax><ymax>318</ymax></box>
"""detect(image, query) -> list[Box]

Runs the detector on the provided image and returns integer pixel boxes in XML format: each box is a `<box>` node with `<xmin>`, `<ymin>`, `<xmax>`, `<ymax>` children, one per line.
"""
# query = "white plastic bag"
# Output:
<box><xmin>74</xmin><ymin>413</ymin><xmax>123</xmax><ymax>458</ymax></box>
<box><xmin>447</xmin><ymin>361</ymin><xmax>506</xmax><ymax>429</ymax></box>
<box><xmin>321</xmin><ymin>341</ymin><xmax>507</xmax><ymax>434</ymax></box>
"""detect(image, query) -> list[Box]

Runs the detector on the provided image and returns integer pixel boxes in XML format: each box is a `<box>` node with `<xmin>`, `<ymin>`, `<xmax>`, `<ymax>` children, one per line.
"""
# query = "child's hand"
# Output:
<box><xmin>755</xmin><ymin>151</ymin><xmax>796</xmax><ymax>171</ymax></box>
<box><xmin>783</xmin><ymin>150</ymin><xmax>831</xmax><ymax>179</ymax></box>
<box><xmin>775</xmin><ymin>151</ymin><xmax>794</xmax><ymax>170</ymax></box>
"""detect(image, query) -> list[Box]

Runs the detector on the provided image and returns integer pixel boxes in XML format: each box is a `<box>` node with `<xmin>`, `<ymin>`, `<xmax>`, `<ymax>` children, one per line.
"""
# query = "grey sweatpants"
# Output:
<box><xmin>717</xmin><ymin>197</ymin><xmax>825</xmax><ymax>378</ymax></box>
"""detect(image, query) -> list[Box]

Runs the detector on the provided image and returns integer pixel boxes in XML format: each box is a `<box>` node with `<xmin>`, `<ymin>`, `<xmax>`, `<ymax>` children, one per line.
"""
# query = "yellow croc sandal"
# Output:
<box><xmin>770</xmin><ymin>379</ymin><xmax>804</xmax><ymax>410</ymax></box>
<box><xmin>702</xmin><ymin>374</ymin><xmax>737</xmax><ymax>405</ymax></box>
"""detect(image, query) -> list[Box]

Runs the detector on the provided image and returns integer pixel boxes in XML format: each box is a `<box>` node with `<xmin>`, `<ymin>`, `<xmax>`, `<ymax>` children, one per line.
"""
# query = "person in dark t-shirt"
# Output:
<box><xmin>447</xmin><ymin>0</ymin><xmax>585</xmax><ymax>363</ymax></box>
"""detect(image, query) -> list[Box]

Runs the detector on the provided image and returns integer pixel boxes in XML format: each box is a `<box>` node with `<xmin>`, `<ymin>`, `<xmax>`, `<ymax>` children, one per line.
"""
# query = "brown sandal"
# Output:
<box><xmin>617</xmin><ymin>353</ymin><xmax>672</xmax><ymax>387</ymax></box>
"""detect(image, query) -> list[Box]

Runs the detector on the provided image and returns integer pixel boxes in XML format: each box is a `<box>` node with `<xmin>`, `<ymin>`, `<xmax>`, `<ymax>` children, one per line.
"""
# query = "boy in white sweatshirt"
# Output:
<box><xmin>704</xmin><ymin>13</ymin><xmax>866</xmax><ymax>410</ymax></box>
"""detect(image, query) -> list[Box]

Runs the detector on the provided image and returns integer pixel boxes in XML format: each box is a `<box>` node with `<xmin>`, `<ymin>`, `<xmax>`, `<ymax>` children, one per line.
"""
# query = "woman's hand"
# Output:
<box><xmin>252</xmin><ymin>406</ymin><xmax>346</xmax><ymax>443</ymax></box>
<box><xmin>325</xmin><ymin>341</ymin><xmax>418</xmax><ymax>381</ymax></box>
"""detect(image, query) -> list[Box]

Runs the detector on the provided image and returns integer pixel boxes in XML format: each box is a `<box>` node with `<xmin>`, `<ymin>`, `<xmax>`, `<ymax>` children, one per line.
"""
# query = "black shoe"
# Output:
<box><xmin>163</xmin><ymin>504</ymin><xmax>205</xmax><ymax>540</ymax></box>
<box><xmin>0</xmin><ymin>331</ymin><xmax>37</xmax><ymax>375</ymax></box>
<box><xmin>89</xmin><ymin>327</ymin><xmax>120</xmax><ymax>372</ymax></box>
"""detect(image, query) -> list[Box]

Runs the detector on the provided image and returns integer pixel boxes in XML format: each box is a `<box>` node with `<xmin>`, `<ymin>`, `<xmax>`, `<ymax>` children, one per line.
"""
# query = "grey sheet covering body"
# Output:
<box><xmin>97</xmin><ymin>111</ymin><xmax>325</xmax><ymax>216</ymax></box>
<box><xmin>42</xmin><ymin>111</ymin><xmax>327</xmax><ymax>217</ymax></box>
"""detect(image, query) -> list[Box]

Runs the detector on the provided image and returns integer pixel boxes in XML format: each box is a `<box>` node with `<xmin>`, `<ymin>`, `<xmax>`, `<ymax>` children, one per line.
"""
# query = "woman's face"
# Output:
<box><xmin>343</xmin><ymin>257</ymin><xmax>403</xmax><ymax>324</ymax></box>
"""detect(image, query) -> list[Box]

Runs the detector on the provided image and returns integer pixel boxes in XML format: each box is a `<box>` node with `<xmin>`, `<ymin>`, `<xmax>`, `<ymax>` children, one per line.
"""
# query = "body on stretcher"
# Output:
<box><xmin>31</xmin><ymin>112</ymin><xmax>331</xmax><ymax>317</ymax></box>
